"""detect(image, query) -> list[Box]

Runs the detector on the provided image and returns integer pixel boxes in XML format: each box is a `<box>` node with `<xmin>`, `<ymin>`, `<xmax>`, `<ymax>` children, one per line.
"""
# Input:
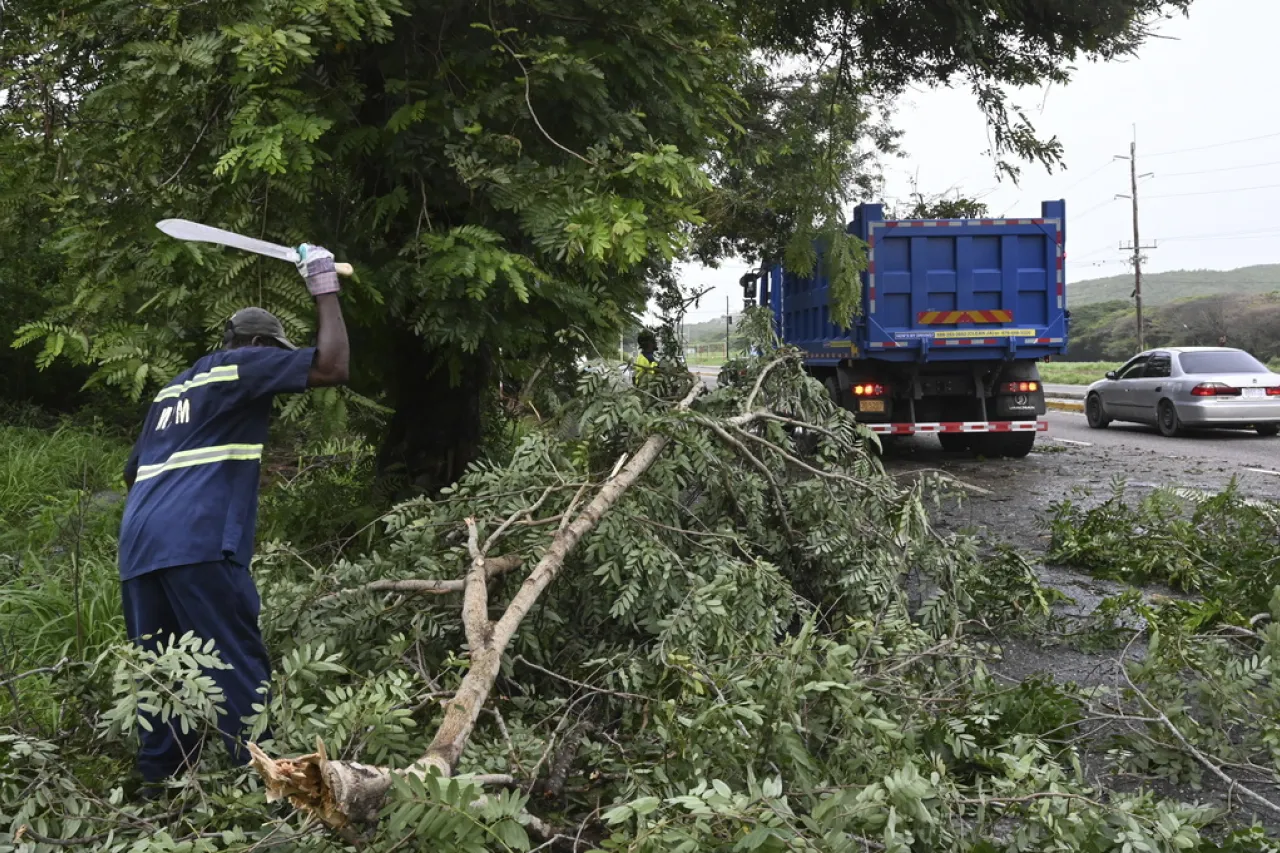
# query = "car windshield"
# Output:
<box><xmin>1178</xmin><ymin>351</ymin><xmax>1269</xmax><ymax>374</ymax></box>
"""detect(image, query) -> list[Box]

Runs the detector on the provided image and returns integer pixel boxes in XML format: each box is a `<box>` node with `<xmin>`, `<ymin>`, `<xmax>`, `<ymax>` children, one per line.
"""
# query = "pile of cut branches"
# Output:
<box><xmin>7</xmin><ymin>345</ymin><xmax>1280</xmax><ymax>852</ymax></box>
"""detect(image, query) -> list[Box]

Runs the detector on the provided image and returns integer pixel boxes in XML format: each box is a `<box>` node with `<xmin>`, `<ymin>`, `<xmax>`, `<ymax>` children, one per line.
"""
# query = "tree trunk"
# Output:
<box><xmin>376</xmin><ymin>330</ymin><xmax>491</xmax><ymax>493</ymax></box>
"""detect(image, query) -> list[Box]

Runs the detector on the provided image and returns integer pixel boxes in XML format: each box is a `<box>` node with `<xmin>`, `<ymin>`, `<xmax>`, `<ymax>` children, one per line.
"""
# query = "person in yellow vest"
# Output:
<box><xmin>633</xmin><ymin>330</ymin><xmax>659</xmax><ymax>382</ymax></box>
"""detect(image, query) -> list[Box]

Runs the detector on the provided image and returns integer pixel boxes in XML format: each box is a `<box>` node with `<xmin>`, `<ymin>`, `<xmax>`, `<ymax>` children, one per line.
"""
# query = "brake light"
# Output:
<box><xmin>1001</xmin><ymin>381</ymin><xmax>1040</xmax><ymax>393</ymax></box>
<box><xmin>1190</xmin><ymin>383</ymin><xmax>1242</xmax><ymax>397</ymax></box>
<box><xmin>853</xmin><ymin>383</ymin><xmax>887</xmax><ymax>397</ymax></box>
<box><xmin>1268</xmin><ymin>387</ymin><xmax>1280</xmax><ymax>397</ymax></box>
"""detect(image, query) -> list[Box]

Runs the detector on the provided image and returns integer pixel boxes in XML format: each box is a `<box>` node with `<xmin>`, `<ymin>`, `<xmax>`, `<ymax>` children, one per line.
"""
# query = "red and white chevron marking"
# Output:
<box><xmin>865</xmin><ymin>420</ymin><xmax>1048</xmax><ymax>435</ymax></box>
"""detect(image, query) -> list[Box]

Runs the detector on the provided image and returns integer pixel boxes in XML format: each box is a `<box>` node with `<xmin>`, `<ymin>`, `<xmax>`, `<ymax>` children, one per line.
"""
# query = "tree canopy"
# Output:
<box><xmin>0</xmin><ymin>0</ymin><xmax>1193</xmax><ymax>485</ymax></box>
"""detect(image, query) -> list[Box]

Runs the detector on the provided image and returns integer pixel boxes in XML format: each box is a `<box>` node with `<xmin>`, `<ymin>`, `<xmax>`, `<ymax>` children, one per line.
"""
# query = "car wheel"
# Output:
<box><xmin>1157</xmin><ymin>400</ymin><xmax>1183</xmax><ymax>437</ymax></box>
<box><xmin>1085</xmin><ymin>394</ymin><xmax>1110</xmax><ymax>429</ymax></box>
<box><xmin>937</xmin><ymin>433</ymin><xmax>970</xmax><ymax>453</ymax></box>
<box><xmin>1257</xmin><ymin>424</ymin><xmax>1279</xmax><ymax>437</ymax></box>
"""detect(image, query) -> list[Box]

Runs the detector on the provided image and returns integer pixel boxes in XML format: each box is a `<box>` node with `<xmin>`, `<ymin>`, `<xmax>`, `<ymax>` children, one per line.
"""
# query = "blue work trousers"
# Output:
<box><xmin>121</xmin><ymin>559</ymin><xmax>272</xmax><ymax>782</ymax></box>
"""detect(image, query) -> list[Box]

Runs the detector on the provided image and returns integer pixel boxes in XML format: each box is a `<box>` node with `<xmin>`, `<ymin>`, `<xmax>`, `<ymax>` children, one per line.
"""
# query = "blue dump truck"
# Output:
<box><xmin>743</xmin><ymin>201</ymin><xmax>1067</xmax><ymax>457</ymax></box>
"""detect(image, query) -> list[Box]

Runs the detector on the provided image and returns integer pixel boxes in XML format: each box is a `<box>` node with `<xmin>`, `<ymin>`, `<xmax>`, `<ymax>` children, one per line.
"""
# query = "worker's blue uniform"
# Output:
<box><xmin>119</xmin><ymin>344</ymin><xmax>315</xmax><ymax>781</ymax></box>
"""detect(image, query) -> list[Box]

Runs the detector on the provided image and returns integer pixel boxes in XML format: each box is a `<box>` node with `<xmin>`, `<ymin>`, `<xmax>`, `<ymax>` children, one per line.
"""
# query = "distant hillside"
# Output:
<box><xmin>681</xmin><ymin>314</ymin><xmax>739</xmax><ymax>347</ymax></box>
<box><xmin>1068</xmin><ymin>264</ymin><xmax>1280</xmax><ymax>307</ymax></box>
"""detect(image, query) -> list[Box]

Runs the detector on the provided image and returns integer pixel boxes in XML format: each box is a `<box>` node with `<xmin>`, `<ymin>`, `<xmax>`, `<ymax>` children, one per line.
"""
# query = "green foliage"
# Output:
<box><xmin>1063</xmin><ymin>293</ymin><xmax>1280</xmax><ymax>364</ymax></box>
<box><xmin>0</xmin><ymin>422</ymin><xmax>128</xmax><ymax>555</ymax></box>
<box><xmin>1037</xmin><ymin>361</ymin><xmax>1123</xmax><ymax>385</ymax></box>
<box><xmin>256</xmin><ymin>435</ymin><xmax>383</xmax><ymax>565</ymax></box>
<box><xmin>1048</xmin><ymin>481</ymin><xmax>1280</xmax><ymax>624</ymax></box>
<box><xmin>1</xmin><ymin>0</ymin><xmax>1196</xmax><ymax>480</ymax></box>
<box><xmin>8</xmin><ymin>357</ymin><xmax>1280</xmax><ymax>851</ymax></box>
<box><xmin>894</xmin><ymin>193</ymin><xmax>990</xmax><ymax>221</ymax></box>
<box><xmin>0</xmin><ymin>421</ymin><xmax>130</xmax><ymax>709</ymax></box>
<box><xmin>957</xmin><ymin>546</ymin><xmax>1066</xmax><ymax>629</ymax></box>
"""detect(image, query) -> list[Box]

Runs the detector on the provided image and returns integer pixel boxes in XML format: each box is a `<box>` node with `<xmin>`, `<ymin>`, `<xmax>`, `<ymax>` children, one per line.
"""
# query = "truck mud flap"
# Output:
<box><xmin>865</xmin><ymin>420</ymin><xmax>1048</xmax><ymax>436</ymax></box>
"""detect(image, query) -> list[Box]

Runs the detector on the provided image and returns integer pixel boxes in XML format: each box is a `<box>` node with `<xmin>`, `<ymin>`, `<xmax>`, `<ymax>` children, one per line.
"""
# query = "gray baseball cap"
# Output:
<box><xmin>227</xmin><ymin>307</ymin><xmax>296</xmax><ymax>350</ymax></box>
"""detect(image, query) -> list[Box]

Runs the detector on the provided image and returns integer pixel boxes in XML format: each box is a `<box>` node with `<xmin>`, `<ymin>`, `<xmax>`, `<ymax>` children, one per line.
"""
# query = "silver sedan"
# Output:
<box><xmin>1085</xmin><ymin>347</ymin><xmax>1280</xmax><ymax>437</ymax></box>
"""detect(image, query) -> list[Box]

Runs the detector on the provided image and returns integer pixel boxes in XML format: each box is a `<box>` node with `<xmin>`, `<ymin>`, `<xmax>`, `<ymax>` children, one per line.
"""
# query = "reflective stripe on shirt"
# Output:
<box><xmin>134</xmin><ymin>443</ymin><xmax>264</xmax><ymax>482</ymax></box>
<box><xmin>154</xmin><ymin>365</ymin><xmax>240</xmax><ymax>402</ymax></box>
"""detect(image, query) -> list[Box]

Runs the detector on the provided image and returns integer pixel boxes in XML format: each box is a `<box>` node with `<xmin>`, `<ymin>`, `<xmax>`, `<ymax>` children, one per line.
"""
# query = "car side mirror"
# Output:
<box><xmin>1105</xmin><ymin>371</ymin><xmax>1118</xmax><ymax>381</ymax></box>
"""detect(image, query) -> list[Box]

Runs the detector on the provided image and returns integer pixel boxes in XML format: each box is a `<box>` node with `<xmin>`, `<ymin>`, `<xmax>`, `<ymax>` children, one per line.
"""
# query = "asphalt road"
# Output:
<box><xmin>1038</xmin><ymin>409</ymin><xmax>1280</xmax><ymax>474</ymax></box>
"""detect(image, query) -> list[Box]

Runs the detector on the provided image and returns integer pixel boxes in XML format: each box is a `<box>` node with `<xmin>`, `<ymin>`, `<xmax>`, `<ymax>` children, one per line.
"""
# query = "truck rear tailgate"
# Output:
<box><xmin>855</xmin><ymin>202</ymin><xmax>1066</xmax><ymax>360</ymax></box>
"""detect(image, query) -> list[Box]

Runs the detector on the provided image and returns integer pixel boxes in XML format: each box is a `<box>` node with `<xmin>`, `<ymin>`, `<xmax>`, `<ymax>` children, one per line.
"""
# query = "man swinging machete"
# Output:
<box><xmin>118</xmin><ymin>243</ymin><xmax>349</xmax><ymax>792</ymax></box>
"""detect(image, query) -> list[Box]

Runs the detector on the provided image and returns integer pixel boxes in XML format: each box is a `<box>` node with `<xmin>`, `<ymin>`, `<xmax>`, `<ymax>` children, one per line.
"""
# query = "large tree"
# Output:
<box><xmin>0</xmin><ymin>0</ymin><xmax>1191</xmax><ymax>487</ymax></box>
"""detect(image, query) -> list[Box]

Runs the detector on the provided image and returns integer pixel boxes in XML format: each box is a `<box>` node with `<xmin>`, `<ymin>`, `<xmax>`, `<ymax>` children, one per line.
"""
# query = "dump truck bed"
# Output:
<box><xmin>769</xmin><ymin>201</ymin><xmax>1068</xmax><ymax>365</ymax></box>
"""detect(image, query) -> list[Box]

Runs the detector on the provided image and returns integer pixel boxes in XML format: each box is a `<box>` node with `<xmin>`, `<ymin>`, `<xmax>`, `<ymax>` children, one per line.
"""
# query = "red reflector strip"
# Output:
<box><xmin>865</xmin><ymin>420</ymin><xmax>1047</xmax><ymax>435</ymax></box>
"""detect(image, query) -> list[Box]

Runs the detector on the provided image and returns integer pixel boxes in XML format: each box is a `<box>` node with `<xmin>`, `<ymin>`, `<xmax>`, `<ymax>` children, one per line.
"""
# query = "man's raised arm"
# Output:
<box><xmin>295</xmin><ymin>244</ymin><xmax>350</xmax><ymax>388</ymax></box>
<box><xmin>308</xmin><ymin>292</ymin><xmax>349</xmax><ymax>387</ymax></box>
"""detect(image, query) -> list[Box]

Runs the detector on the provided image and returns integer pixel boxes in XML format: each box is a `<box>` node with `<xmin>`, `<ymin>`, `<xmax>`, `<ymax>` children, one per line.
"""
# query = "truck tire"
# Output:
<box><xmin>971</xmin><ymin>430</ymin><xmax>1035</xmax><ymax>459</ymax></box>
<box><xmin>937</xmin><ymin>433</ymin><xmax>970</xmax><ymax>453</ymax></box>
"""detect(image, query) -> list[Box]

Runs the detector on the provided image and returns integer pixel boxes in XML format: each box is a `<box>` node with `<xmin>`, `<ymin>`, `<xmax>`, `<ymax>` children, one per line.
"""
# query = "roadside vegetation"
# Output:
<box><xmin>5</xmin><ymin>341</ymin><xmax>1280</xmax><ymax>851</ymax></box>
<box><xmin>1039</xmin><ymin>362</ymin><xmax>1123</xmax><ymax>386</ymax></box>
<box><xmin>12</xmin><ymin>0</ymin><xmax>1280</xmax><ymax>849</ymax></box>
<box><xmin>1063</xmin><ymin>292</ymin><xmax>1280</xmax><ymax>365</ymax></box>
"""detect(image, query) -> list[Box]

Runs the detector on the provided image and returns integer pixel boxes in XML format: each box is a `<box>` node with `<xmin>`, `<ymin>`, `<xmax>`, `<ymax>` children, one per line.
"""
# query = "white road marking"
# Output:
<box><xmin>1050</xmin><ymin>437</ymin><xmax>1093</xmax><ymax>447</ymax></box>
<box><xmin>1245</xmin><ymin>467</ymin><xmax>1280</xmax><ymax>477</ymax></box>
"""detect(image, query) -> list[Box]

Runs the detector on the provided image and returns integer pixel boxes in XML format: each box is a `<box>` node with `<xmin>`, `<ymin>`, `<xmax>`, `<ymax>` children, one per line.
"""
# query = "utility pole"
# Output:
<box><xmin>1115</xmin><ymin>129</ymin><xmax>1157</xmax><ymax>351</ymax></box>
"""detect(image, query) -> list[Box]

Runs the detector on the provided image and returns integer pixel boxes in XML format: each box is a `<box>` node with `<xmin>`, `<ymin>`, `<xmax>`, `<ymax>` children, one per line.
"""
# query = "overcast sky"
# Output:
<box><xmin>674</xmin><ymin>0</ymin><xmax>1280</xmax><ymax>323</ymax></box>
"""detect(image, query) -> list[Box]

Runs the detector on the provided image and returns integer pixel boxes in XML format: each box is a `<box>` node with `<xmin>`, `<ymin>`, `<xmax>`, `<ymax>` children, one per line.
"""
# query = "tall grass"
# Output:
<box><xmin>0</xmin><ymin>420</ymin><xmax>129</xmax><ymax>551</ymax></box>
<box><xmin>1</xmin><ymin>419</ymin><xmax>129</xmax><ymax>725</ymax></box>
<box><xmin>1038</xmin><ymin>362</ymin><xmax>1121</xmax><ymax>386</ymax></box>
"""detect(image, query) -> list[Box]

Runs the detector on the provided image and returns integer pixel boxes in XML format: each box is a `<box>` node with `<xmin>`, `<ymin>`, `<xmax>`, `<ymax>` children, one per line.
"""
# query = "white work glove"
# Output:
<box><xmin>295</xmin><ymin>243</ymin><xmax>340</xmax><ymax>297</ymax></box>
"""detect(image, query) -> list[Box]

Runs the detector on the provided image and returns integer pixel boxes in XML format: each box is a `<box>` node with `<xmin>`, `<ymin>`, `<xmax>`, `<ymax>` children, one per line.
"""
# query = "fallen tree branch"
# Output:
<box><xmin>744</xmin><ymin>356</ymin><xmax>789</xmax><ymax>412</ymax></box>
<box><xmin>250</xmin><ymin>380</ymin><xmax>707</xmax><ymax>832</ymax></box>
<box><xmin>753</xmin><ymin>412</ymin><xmax>843</xmax><ymax>441</ymax></box>
<box><xmin>316</xmin><ymin>555</ymin><xmax>523</xmax><ymax>602</ymax></box>
<box><xmin>728</xmin><ymin>422</ymin><xmax>869</xmax><ymax>489</ymax></box>
<box><xmin>701</xmin><ymin>419</ymin><xmax>796</xmax><ymax>538</ymax></box>
<box><xmin>1120</xmin><ymin>636</ymin><xmax>1280</xmax><ymax>819</ymax></box>
<box><xmin>0</xmin><ymin>657</ymin><xmax>74</xmax><ymax>688</ymax></box>
<box><xmin>893</xmin><ymin>468</ymin><xmax>993</xmax><ymax>497</ymax></box>
<box><xmin>514</xmin><ymin>655</ymin><xmax>651</xmax><ymax>701</ymax></box>
<box><xmin>462</xmin><ymin>518</ymin><xmax>492</xmax><ymax>652</ymax></box>
<box><xmin>14</xmin><ymin>827</ymin><xmax>114</xmax><ymax>848</ymax></box>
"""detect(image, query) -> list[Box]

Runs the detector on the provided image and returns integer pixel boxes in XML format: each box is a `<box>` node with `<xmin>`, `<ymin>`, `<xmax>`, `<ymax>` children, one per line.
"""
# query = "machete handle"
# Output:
<box><xmin>335</xmin><ymin>262</ymin><xmax>354</xmax><ymax>276</ymax></box>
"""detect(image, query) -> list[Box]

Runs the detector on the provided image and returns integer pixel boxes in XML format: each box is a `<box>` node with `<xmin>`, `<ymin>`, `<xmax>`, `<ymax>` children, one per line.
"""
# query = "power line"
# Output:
<box><xmin>1161</xmin><ymin>226</ymin><xmax>1280</xmax><ymax>239</ymax></box>
<box><xmin>1060</xmin><ymin>159</ymin><xmax>1120</xmax><ymax>192</ymax></box>
<box><xmin>1159</xmin><ymin>159</ymin><xmax>1280</xmax><ymax>178</ymax></box>
<box><xmin>1146</xmin><ymin>182</ymin><xmax>1280</xmax><ymax>200</ymax></box>
<box><xmin>1073</xmin><ymin>198</ymin><xmax>1119</xmax><ymax>220</ymax></box>
<box><xmin>1072</xmin><ymin>243</ymin><xmax>1124</xmax><ymax>261</ymax></box>
<box><xmin>1162</xmin><ymin>232</ymin><xmax>1280</xmax><ymax>243</ymax></box>
<box><xmin>1145</xmin><ymin>131</ymin><xmax>1280</xmax><ymax>158</ymax></box>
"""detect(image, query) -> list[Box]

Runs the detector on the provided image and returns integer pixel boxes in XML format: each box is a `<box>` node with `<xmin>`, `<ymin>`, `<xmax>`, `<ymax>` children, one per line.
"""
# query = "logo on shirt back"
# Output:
<box><xmin>155</xmin><ymin>398</ymin><xmax>191</xmax><ymax>431</ymax></box>
<box><xmin>151</xmin><ymin>364</ymin><xmax>239</xmax><ymax>432</ymax></box>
